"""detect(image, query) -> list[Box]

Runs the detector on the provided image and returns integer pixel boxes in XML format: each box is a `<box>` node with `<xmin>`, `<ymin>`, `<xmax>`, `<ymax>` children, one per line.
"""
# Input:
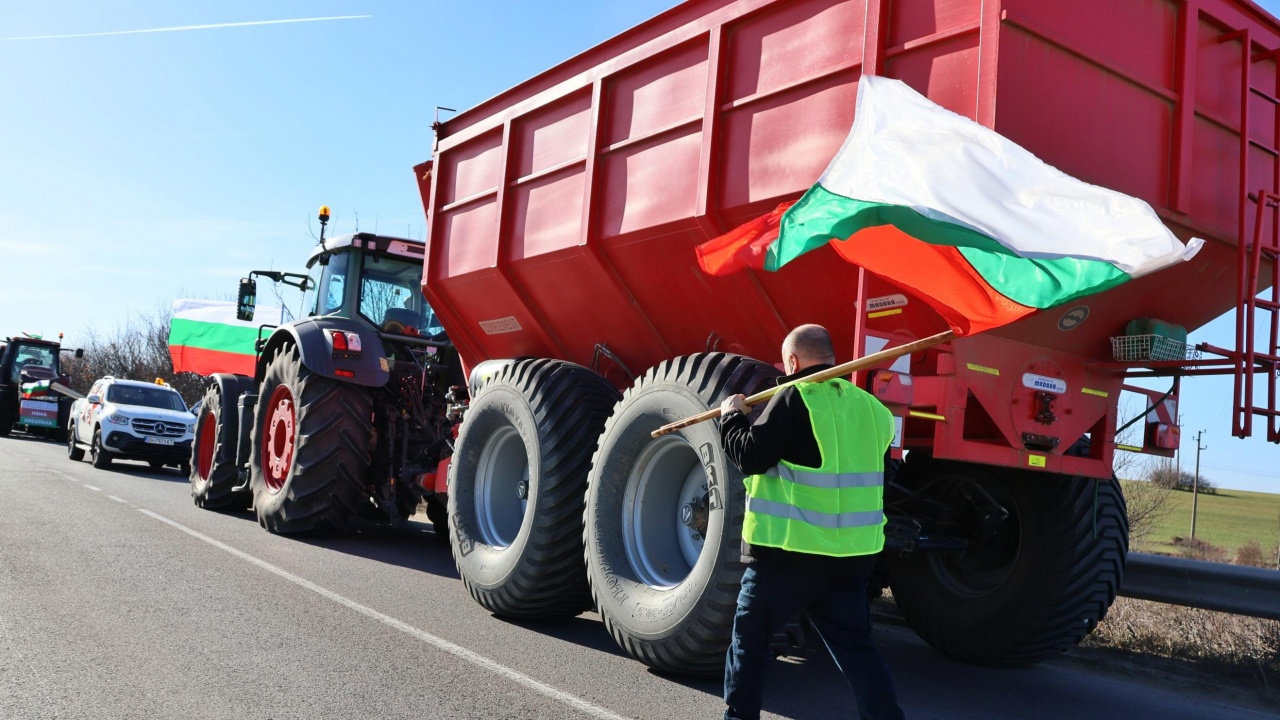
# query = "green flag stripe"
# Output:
<box><xmin>169</xmin><ymin>318</ymin><xmax>262</xmax><ymax>354</ymax></box>
<box><xmin>768</xmin><ymin>185</ymin><xmax>1131</xmax><ymax>309</ymax></box>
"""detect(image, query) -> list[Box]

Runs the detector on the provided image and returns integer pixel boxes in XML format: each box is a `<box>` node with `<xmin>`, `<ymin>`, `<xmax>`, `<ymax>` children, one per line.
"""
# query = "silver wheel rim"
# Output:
<box><xmin>473</xmin><ymin>425</ymin><xmax>529</xmax><ymax>548</ymax></box>
<box><xmin>622</xmin><ymin>435</ymin><xmax>707</xmax><ymax>589</ymax></box>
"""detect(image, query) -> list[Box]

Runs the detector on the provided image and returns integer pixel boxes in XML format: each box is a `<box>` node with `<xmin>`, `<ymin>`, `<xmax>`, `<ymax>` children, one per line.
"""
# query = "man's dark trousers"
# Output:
<box><xmin>723</xmin><ymin>552</ymin><xmax>905</xmax><ymax>720</ymax></box>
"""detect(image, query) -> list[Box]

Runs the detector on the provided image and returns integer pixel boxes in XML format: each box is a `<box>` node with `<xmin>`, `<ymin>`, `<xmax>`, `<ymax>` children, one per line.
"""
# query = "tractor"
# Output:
<box><xmin>189</xmin><ymin>209</ymin><xmax>464</xmax><ymax>534</ymax></box>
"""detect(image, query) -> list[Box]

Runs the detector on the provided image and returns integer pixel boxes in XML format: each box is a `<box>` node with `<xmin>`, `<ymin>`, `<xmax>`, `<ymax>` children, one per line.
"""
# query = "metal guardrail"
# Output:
<box><xmin>1122</xmin><ymin>552</ymin><xmax>1280</xmax><ymax>621</ymax></box>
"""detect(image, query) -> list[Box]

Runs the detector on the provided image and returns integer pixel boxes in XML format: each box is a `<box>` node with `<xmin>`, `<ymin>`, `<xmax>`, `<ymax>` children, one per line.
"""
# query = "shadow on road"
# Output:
<box><xmin>301</xmin><ymin>519</ymin><xmax>460</xmax><ymax>580</ymax></box>
<box><xmin>490</xmin><ymin>613</ymin><xmax>633</xmax><ymax>660</ymax></box>
<box><xmin>89</xmin><ymin>461</ymin><xmax>189</xmax><ymax>484</ymax></box>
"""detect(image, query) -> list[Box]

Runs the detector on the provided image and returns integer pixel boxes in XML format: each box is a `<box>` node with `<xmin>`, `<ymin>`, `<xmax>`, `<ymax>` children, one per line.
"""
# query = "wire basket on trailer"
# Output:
<box><xmin>1109</xmin><ymin>334</ymin><xmax>1200</xmax><ymax>363</ymax></box>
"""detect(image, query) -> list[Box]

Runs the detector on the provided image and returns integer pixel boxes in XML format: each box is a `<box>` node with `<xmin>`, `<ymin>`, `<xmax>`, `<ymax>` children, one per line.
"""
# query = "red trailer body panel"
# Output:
<box><xmin>418</xmin><ymin>0</ymin><xmax>1280</xmax><ymax>478</ymax></box>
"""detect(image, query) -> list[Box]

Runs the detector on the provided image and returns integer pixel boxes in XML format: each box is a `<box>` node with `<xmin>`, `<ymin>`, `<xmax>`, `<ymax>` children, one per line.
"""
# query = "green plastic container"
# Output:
<box><xmin>1125</xmin><ymin>317</ymin><xmax>1187</xmax><ymax>344</ymax></box>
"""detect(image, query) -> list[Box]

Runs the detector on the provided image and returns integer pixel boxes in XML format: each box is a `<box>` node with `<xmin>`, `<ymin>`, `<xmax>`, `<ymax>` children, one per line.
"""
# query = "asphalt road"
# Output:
<box><xmin>0</xmin><ymin>434</ymin><xmax>1275</xmax><ymax>720</ymax></box>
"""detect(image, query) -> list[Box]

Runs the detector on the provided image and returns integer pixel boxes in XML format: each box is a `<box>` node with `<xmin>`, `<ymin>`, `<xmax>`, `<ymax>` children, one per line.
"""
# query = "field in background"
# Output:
<box><xmin>1122</xmin><ymin>481</ymin><xmax>1280</xmax><ymax>559</ymax></box>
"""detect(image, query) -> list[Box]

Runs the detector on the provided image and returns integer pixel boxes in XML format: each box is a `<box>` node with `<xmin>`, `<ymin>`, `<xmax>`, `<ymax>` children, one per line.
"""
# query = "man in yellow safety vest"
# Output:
<box><xmin>718</xmin><ymin>324</ymin><xmax>905</xmax><ymax>720</ymax></box>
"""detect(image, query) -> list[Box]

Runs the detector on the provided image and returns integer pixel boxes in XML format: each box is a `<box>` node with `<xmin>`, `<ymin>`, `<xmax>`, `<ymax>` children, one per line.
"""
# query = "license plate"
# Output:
<box><xmin>145</xmin><ymin>437</ymin><xmax>175</xmax><ymax>446</ymax></box>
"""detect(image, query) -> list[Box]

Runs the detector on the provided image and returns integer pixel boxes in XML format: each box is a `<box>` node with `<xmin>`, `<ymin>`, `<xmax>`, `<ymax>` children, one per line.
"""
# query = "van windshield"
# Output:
<box><xmin>107</xmin><ymin>385</ymin><xmax>188</xmax><ymax>412</ymax></box>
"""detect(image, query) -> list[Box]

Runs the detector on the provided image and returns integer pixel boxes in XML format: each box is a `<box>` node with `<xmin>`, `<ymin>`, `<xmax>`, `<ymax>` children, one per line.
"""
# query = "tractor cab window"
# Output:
<box><xmin>358</xmin><ymin>255</ymin><xmax>445</xmax><ymax>339</ymax></box>
<box><xmin>314</xmin><ymin>252</ymin><xmax>350</xmax><ymax>316</ymax></box>
<box><xmin>10</xmin><ymin>344</ymin><xmax>56</xmax><ymax>383</ymax></box>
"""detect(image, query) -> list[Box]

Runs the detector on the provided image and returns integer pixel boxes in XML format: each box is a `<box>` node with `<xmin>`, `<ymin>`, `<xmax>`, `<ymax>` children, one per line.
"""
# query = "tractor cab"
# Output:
<box><xmin>305</xmin><ymin>233</ymin><xmax>445</xmax><ymax>340</ymax></box>
<box><xmin>2</xmin><ymin>339</ymin><xmax>61</xmax><ymax>384</ymax></box>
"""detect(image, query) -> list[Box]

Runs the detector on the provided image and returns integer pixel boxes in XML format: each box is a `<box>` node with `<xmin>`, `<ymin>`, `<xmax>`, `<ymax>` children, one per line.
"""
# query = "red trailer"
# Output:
<box><xmin>416</xmin><ymin>0</ymin><xmax>1280</xmax><ymax>674</ymax></box>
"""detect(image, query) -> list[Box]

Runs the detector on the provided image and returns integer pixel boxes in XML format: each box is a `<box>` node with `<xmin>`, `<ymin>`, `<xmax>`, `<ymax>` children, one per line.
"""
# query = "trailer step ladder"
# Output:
<box><xmin>1220</xmin><ymin>28</ymin><xmax>1280</xmax><ymax>441</ymax></box>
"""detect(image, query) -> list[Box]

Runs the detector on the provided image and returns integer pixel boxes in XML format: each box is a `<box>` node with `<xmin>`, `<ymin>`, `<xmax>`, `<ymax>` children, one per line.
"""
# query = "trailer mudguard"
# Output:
<box><xmin>255</xmin><ymin>318</ymin><xmax>389</xmax><ymax>389</ymax></box>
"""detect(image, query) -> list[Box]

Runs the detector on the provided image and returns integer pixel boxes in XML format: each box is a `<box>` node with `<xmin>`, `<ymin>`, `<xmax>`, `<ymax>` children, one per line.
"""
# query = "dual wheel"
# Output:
<box><xmin>187</xmin><ymin>347</ymin><xmax>372</xmax><ymax>533</ymax></box>
<box><xmin>450</xmin><ymin>354</ymin><xmax>1131</xmax><ymax>675</ymax></box>
<box><xmin>449</xmin><ymin>353</ymin><xmax>778</xmax><ymax>674</ymax></box>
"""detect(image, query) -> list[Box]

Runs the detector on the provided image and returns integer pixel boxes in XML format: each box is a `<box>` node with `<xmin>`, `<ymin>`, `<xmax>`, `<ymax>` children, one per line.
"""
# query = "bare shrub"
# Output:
<box><xmin>1147</xmin><ymin>462</ymin><xmax>1184</xmax><ymax>490</ymax></box>
<box><xmin>61</xmin><ymin>303</ymin><xmax>206</xmax><ymax>405</ymax></box>
<box><xmin>1085</xmin><ymin>597</ymin><xmax>1280</xmax><ymax>696</ymax></box>
<box><xmin>1171</xmin><ymin>536</ymin><xmax>1229</xmax><ymax>564</ymax></box>
<box><xmin>1124</xmin><ymin>479</ymin><xmax>1173</xmax><ymax>545</ymax></box>
<box><xmin>1235</xmin><ymin>541</ymin><xmax>1267</xmax><ymax>568</ymax></box>
<box><xmin>1146</xmin><ymin>460</ymin><xmax>1216</xmax><ymax>494</ymax></box>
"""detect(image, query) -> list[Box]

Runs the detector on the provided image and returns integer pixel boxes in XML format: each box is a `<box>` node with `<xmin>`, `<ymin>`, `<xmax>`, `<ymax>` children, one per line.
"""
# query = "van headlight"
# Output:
<box><xmin>106</xmin><ymin>414</ymin><xmax>130</xmax><ymax>425</ymax></box>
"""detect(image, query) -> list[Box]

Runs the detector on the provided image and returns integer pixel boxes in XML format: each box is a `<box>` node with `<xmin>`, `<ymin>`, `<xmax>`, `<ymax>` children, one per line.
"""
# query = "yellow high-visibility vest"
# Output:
<box><xmin>742</xmin><ymin>378</ymin><xmax>895</xmax><ymax>557</ymax></box>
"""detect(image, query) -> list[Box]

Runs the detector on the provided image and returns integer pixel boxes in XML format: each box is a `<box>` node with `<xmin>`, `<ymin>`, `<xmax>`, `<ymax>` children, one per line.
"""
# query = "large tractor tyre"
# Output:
<box><xmin>449</xmin><ymin>358</ymin><xmax>620</xmax><ymax>618</ymax></box>
<box><xmin>889</xmin><ymin>459</ymin><xmax>1128</xmax><ymax>666</ymax></box>
<box><xmin>67</xmin><ymin>423</ymin><xmax>85</xmax><ymax>461</ymax></box>
<box><xmin>190</xmin><ymin>381</ymin><xmax>250</xmax><ymax>510</ymax></box>
<box><xmin>90</xmin><ymin>427</ymin><xmax>113</xmax><ymax>469</ymax></box>
<box><xmin>585</xmin><ymin>353</ymin><xmax>781</xmax><ymax>676</ymax></box>
<box><xmin>250</xmin><ymin>344</ymin><xmax>373</xmax><ymax>535</ymax></box>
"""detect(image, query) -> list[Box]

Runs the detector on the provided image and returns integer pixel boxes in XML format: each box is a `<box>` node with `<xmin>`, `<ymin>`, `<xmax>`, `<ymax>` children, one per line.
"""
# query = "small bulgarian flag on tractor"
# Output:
<box><xmin>20</xmin><ymin>379</ymin><xmax>52</xmax><ymax>399</ymax></box>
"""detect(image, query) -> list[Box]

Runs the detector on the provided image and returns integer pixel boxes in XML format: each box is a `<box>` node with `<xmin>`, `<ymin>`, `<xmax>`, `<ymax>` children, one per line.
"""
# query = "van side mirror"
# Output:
<box><xmin>87</xmin><ymin>394</ymin><xmax>101</xmax><ymax>404</ymax></box>
<box><xmin>236</xmin><ymin>278</ymin><xmax>257</xmax><ymax>322</ymax></box>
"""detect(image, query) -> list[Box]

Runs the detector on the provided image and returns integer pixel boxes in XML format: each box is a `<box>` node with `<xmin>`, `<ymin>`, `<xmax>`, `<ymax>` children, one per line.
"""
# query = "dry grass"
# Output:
<box><xmin>1082</xmin><ymin>596</ymin><xmax>1280</xmax><ymax>698</ymax></box>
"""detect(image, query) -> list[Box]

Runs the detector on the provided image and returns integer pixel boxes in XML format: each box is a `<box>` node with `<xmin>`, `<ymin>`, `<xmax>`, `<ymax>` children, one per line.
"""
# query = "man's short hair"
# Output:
<box><xmin>783</xmin><ymin>324</ymin><xmax>836</xmax><ymax>363</ymax></box>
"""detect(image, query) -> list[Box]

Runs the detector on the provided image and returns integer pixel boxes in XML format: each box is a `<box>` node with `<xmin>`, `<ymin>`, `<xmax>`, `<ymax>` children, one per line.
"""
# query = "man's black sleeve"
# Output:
<box><xmin>719</xmin><ymin>388</ymin><xmax>802</xmax><ymax>475</ymax></box>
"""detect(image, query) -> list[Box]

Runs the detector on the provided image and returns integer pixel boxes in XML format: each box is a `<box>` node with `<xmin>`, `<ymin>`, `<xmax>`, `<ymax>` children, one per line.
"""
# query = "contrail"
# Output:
<box><xmin>0</xmin><ymin>15</ymin><xmax>371</xmax><ymax>41</ymax></box>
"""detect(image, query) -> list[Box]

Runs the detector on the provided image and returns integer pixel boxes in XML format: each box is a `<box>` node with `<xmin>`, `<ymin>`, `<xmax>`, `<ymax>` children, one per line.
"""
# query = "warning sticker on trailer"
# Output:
<box><xmin>478</xmin><ymin>316</ymin><xmax>522</xmax><ymax>335</ymax></box>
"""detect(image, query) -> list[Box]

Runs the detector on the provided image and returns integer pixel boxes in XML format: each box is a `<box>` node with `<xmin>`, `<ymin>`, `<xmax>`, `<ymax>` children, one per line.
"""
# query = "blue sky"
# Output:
<box><xmin>3</xmin><ymin>0</ymin><xmax>1280</xmax><ymax>494</ymax></box>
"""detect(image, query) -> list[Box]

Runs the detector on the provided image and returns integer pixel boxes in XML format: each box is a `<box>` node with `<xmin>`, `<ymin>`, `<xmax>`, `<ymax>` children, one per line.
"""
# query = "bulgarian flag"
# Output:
<box><xmin>20</xmin><ymin>379</ymin><xmax>52</xmax><ymax>399</ymax></box>
<box><xmin>169</xmin><ymin>299</ymin><xmax>282</xmax><ymax>376</ymax></box>
<box><xmin>696</xmin><ymin>76</ymin><xmax>1204</xmax><ymax>335</ymax></box>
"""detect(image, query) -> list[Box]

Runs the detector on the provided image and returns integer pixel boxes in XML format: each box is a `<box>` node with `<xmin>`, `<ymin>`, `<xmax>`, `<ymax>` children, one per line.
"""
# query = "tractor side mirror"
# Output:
<box><xmin>236</xmin><ymin>277</ymin><xmax>257</xmax><ymax>322</ymax></box>
<box><xmin>74</xmin><ymin>348</ymin><xmax>84</xmax><ymax>359</ymax></box>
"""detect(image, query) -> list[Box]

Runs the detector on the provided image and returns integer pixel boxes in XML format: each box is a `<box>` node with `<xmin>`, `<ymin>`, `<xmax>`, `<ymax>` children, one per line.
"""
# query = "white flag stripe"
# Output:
<box><xmin>820</xmin><ymin>76</ymin><xmax>1202</xmax><ymax>278</ymax></box>
<box><xmin>172</xmin><ymin>299</ymin><xmax>282</xmax><ymax>329</ymax></box>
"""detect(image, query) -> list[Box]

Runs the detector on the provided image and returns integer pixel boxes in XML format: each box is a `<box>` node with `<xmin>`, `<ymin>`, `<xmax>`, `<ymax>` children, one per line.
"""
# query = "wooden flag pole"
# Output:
<box><xmin>650</xmin><ymin>330</ymin><xmax>956</xmax><ymax>438</ymax></box>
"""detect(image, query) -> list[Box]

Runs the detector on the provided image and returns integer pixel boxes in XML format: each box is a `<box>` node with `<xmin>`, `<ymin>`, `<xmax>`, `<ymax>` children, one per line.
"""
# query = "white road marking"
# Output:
<box><xmin>107</xmin><ymin>495</ymin><xmax>129</xmax><ymax>504</ymax></box>
<box><xmin>135</xmin><ymin>509</ymin><xmax>631</xmax><ymax>720</ymax></box>
<box><xmin>84</xmin><ymin>485</ymin><xmax>101</xmax><ymax>492</ymax></box>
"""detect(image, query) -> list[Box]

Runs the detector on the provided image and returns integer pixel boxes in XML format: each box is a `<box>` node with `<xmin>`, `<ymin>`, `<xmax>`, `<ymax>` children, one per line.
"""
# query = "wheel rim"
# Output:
<box><xmin>622</xmin><ymin>435</ymin><xmax>707</xmax><ymax>589</ymax></box>
<box><xmin>67</xmin><ymin>428</ymin><xmax>75</xmax><ymax>456</ymax></box>
<box><xmin>927</xmin><ymin>480</ymin><xmax>1021</xmax><ymax>598</ymax></box>
<box><xmin>473</xmin><ymin>425</ymin><xmax>528</xmax><ymax>548</ymax></box>
<box><xmin>262</xmin><ymin>384</ymin><xmax>296</xmax><ymax>493</ymax></box>
<box><xmin>196</xmin><ymin>410</ymin><xmax>217</xmax><ymax>480</ymax></box>
<box><xmin>91</xmin><ymin>433</ymin><xmax>99</xmax><ymax>460</ymax></box>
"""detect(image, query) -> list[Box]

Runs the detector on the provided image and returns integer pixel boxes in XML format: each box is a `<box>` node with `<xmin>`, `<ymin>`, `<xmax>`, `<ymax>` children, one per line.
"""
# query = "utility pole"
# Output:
<box><xmin>1175</xmin><ymin>411</ymin><xmax>1183</xmax><ymax>475</ymax></box>
<box><xmin>1191</xmin><ymin>430</ymin><xmax>1207</xmax><ymax>539</ymax></box>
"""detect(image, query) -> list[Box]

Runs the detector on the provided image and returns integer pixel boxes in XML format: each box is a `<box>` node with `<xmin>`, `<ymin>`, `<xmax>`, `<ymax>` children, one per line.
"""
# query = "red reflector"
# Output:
<box><xmin>335</xmin><ymin>369</ymin><xmax>355</xmax><ymax>378</ymax></box>
<box><xmin>330</xmin><ymin>331</ymin><xmax>348</xmax><ymax>351</ymax></box>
